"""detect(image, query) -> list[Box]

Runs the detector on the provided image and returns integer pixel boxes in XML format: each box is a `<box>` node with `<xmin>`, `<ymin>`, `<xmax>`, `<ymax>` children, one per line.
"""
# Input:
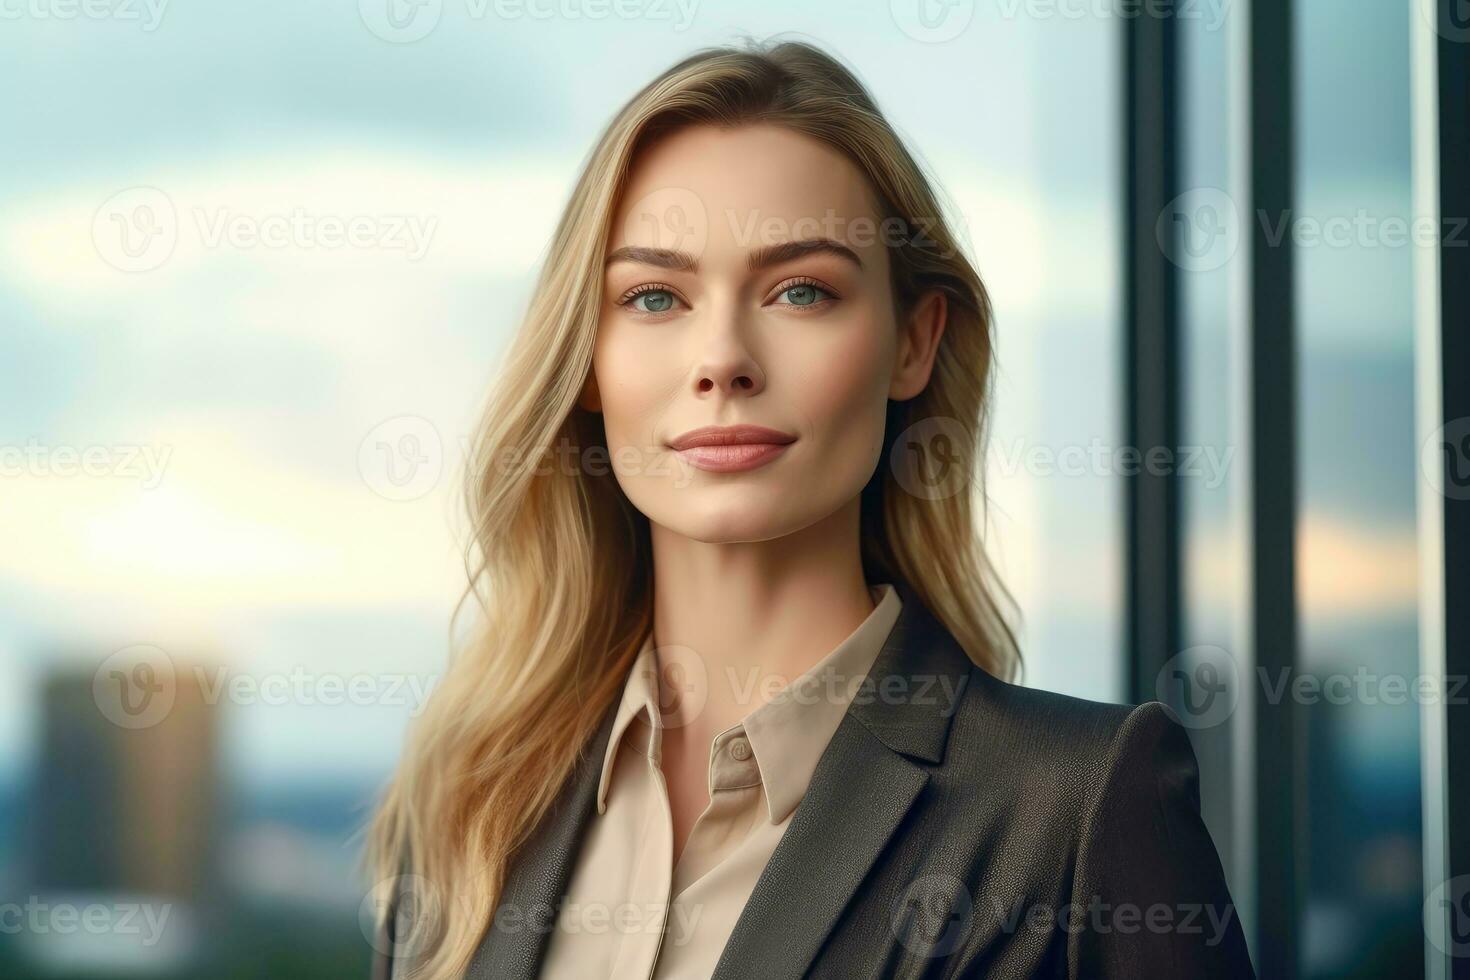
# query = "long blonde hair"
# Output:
<box><xmin>367</xmin><ymin>37</ymin><xmax>1019</xmax><ymax>978</ymax></box>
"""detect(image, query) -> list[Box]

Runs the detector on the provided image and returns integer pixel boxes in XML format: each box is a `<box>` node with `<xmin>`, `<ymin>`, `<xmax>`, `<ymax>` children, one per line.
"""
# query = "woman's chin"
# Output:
<box><xmin>651</xmin><ymin>500</ymin><xmax>819</xmax><ymax>546</ymax></box>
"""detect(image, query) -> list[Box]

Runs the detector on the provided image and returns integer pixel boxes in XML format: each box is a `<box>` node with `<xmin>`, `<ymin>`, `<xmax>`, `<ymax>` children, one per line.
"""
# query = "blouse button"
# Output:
<box><xmin>730</xmin><ymin>738</ymin><xmax>752</xmax><ymax>761</ymax></box>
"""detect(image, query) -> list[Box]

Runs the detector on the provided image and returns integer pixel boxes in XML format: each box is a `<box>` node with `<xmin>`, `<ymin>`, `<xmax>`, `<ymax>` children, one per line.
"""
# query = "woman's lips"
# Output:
<box><xmin>667</xmin><ymin>424</ymin><xmax>797</xmax><ymax>473</ymax></box>
<box><xmin>674</xmin><ymin>442</ymin><xmax>792</xmax><ymax>472</ymax></box>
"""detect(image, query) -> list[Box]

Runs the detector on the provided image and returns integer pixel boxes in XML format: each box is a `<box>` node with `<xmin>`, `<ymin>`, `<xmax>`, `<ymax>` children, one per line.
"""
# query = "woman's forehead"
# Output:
<box><xmin>610</xmin><ymin>123</ymin><xmax>884</xmax><ymax>257</ymax></box>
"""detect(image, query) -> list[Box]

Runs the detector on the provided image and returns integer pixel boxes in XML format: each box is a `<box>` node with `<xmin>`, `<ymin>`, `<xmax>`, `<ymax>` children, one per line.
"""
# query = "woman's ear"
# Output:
<box><xmin>889</xmin><ymin>289</ymin><xmax>947</xmax><ymax>401</ymax></box>
<box><xmin>578</xmin><ymin>368</ymin><xmax>602</xmax><ymax>413</ymax></box>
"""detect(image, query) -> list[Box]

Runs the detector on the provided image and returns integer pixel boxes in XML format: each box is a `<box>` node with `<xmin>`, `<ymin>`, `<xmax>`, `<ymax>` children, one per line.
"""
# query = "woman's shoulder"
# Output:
<box><xmin>962</xmin><ymin>664</ymin><xmax>1186</xmax><ymax>753</ymax></box>
<box><xmin>944</xmin><ymin>665</ymin><xmax>1201</xmax><ymax>819</ymax></box>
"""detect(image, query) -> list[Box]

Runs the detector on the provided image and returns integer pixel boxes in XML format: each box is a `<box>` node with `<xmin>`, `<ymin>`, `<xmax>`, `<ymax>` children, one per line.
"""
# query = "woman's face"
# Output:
<box><xmin>582</xmin><ymin>123</ymin><xmax>942</xmax><ymax>543</ymax></box>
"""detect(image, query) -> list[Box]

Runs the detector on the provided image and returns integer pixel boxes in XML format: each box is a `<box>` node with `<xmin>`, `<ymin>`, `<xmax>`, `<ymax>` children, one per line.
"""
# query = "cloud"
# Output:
<box><xmin>1</xmin><ymin>146</ymin><xmax>576</xmax><ymax>334</ymax></box>
<box><xmin>0</xmin><ymin>418</ymin><xmax>469</xmax><ymax>635</ymax></box>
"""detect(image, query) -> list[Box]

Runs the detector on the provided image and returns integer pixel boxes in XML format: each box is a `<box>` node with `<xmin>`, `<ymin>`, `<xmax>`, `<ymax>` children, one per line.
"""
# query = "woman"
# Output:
<box><xmin>367</xmin><ymin>39</ymin><xmax>1253</xmax><ymax>979</ymax></box>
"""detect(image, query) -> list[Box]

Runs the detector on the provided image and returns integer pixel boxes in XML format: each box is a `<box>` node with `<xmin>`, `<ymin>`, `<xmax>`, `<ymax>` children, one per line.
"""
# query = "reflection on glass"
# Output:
<box><xmin>1178</xmin><ymin>0</ymin><xmax>1249</xmax><ymax>942</ymax></box>
<box><xmin>1295</xmin><ymin>0</ymin><xmax>1422</xmax><ymax>976</ymax></box>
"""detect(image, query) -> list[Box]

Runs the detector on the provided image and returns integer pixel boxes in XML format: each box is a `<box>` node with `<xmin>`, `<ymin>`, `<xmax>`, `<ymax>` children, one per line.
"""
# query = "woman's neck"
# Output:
<box><xmin>646</xmin><ymin>494</ymin><xmax>875</xmax><ymax>744</ymax></box>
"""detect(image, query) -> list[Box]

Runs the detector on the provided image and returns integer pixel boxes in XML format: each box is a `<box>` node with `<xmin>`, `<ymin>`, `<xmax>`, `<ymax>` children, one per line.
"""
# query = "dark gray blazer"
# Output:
<box><xmin>372</xmin><ymin>583</ymin><xmax>1255</xmax><ymax>979</ymax></box>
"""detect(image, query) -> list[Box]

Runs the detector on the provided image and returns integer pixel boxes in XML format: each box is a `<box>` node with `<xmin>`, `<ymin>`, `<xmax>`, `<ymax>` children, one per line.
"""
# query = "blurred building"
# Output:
<box><xmin>21</xmin><ymin>660</ymin><xmax>220</xmax><ymax>973</ymax></box>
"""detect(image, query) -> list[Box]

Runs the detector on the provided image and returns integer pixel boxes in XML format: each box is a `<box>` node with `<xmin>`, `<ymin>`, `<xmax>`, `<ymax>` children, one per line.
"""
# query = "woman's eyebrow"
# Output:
<box><xmin>746</xmin><ymin>238</ymin><xmax>863</xmax><ymax>272</ymax></box>
<box><xmin>604</xmin><ymin>245</ymin><xmax>698</xmax><ymax>271</ymax></box>
<box><xmin>603</xmin><ymin>237</ymin><xmax>863</xmax><ymax>273</ymax></box>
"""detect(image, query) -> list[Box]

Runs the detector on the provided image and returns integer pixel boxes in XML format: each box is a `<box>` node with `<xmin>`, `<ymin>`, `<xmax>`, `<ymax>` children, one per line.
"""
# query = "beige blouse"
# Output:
<box><xmin>538</xmin><ymin>582</ymin><xmax>902</xmax><ymax>980</ymax></box>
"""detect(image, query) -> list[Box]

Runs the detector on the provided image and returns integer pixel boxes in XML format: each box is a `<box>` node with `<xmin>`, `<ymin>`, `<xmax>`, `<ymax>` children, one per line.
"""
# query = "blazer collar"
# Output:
<box><xmin>843</xmin><ymin>579</ymin><xmax>972</xmax><ymax>765</ymax></box>
<box><xmin>466</xmin><ymin>582</ymin><xmax>973</xmax><ymax>980</ymax></box>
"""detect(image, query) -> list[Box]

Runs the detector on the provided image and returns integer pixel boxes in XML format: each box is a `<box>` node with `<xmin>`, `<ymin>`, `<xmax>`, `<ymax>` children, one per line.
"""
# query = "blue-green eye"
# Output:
<box><xmin>773</xmin><ymin>282</ymin><xmax>832</xmax><ymax>307</ymax></box>
<box><xmin>626</xmin><ymin>288</ymin><xmax>679</xmax><ymax>314</ymax></box>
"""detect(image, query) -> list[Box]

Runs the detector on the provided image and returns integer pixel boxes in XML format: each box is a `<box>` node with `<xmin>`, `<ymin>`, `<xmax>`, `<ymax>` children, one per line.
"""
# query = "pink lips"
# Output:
<box><xmin>667</xmin><ymin>424</ymin><xmax>797</xmax><ymax>473</ymax></box>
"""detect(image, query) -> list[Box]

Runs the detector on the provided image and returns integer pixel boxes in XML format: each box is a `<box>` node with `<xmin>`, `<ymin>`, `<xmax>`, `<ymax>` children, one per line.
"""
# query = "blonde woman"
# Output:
<box><xmin>368</xmin><ymin>39</ymin><xmax>1252</xmax><ymax>980</ymax></box>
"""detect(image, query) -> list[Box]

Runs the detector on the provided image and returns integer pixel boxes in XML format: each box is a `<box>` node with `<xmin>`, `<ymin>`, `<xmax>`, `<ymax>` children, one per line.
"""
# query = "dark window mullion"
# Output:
<box><xmin>1248</xmin><ymin>0</ymin><xmax>1300</xmax><ymax>977</ymax></box>
<box><xmin>1123</xmin><ymin>0</ymin><xmax>1181</xmax><ymax>707</ymax></box>
<box><xmin>1433</xmin><ymin>2</ymin><xmax>1470</xmax><ymax>977</ymax></box>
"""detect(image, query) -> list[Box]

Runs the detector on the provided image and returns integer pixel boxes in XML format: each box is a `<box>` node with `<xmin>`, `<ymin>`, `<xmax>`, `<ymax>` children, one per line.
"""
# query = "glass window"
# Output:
<box><xmin>1295</xmin><ymin>0</ymin><xmax>1423</xmax><ymax>975</ymax></box>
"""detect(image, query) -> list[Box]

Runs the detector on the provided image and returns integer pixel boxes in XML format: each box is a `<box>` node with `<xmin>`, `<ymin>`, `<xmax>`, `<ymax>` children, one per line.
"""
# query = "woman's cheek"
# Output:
<box><xmin>595</xmin><ymin>334</ymin><xmax>670</xmax><ymax>434</ymax></box>
<box><xmin>809</xmin><ymin>317</ymin><xmax>888</xmax><ymax>412</ymax></box>
<box><xmin>790</xmin><ymin>328</ymin><xmax>890</xmax><ymax>473</ymax></box>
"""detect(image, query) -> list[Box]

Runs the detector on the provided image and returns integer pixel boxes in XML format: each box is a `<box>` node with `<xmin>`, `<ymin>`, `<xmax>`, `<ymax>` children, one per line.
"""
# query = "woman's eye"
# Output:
<box><xmin>627</xmin><ymin>289</ymin><xmax>680</xmax><ymax>314</ymax></box>
<box><xmin>773</xmin><ymin>283</ymin><xmax>832</xmax><ymax>307</ymax></box>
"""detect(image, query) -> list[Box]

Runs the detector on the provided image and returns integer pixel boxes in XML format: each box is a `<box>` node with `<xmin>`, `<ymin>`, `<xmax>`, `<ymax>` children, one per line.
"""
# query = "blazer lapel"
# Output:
<box><xmin>465</xmin><ymin>697</ymin><xmax>619</xmax><ymax>980</ymax></box>
<box><xmin>710</xmin><ymin>586</ymin><xmax>972</xmax><ymax>980</ymax></box>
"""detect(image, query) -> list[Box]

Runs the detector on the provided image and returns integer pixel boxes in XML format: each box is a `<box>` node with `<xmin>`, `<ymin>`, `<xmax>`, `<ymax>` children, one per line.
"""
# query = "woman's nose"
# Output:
<box><xmin>690</xmin><ymin>304</ymin><xmax>766</xmax><ymax>398</ymax></box>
